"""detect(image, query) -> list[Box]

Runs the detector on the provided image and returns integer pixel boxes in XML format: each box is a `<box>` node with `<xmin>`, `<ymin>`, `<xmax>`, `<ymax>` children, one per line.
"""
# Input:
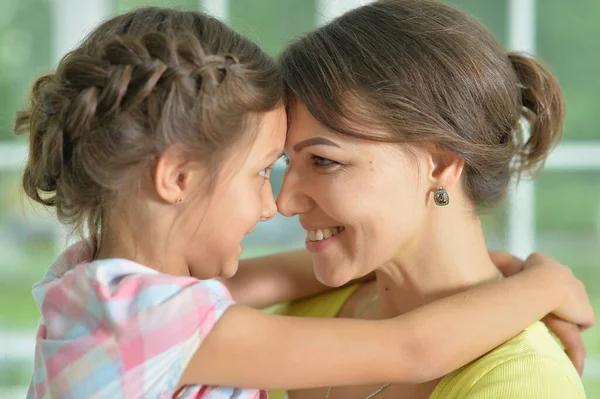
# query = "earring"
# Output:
<box><xmin>433</xmin><ymin>187</ymin><xmax>449</xmax><ymax>206</ymax></box>
<box><xmin>175</xmin><ymin>197</ymin><xmax>183</xmax><ymax>204</ymax></box>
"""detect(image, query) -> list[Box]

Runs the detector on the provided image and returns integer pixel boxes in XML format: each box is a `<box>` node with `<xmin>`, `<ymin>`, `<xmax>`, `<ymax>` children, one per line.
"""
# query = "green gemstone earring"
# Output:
<box><xmin>433</xmin><ymin>187</ymin><xmax>449</xmax><ymax>206</ymax></box>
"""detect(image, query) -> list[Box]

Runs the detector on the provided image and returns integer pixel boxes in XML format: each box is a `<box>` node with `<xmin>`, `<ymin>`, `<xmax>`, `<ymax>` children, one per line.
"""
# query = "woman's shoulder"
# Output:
<box><xmin>431</xmin><ymin>322</ymin><xmax>585</xmax><ymax>398</ymax></box>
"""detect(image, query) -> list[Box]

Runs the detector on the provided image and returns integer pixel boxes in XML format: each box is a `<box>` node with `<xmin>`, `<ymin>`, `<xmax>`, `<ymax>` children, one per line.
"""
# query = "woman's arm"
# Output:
<box><xmin>181</xmin><ymin>258</ymin><xmax>594</xmax><ymax>390</ymax></box>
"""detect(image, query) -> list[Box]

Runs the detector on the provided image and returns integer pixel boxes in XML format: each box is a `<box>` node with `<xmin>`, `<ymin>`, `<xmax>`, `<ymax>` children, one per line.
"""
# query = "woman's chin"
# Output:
<box><xmin>314</xmin><ymin>263</ymin><xmax>352</xmax><ymax>288</ymax></box>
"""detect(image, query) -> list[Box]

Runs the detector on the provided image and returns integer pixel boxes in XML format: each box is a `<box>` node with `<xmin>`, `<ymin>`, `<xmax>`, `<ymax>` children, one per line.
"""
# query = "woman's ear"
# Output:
<box><xmin>424</xmin><ymin>146</ymin><xmax>464</xmax><ymax>190</ymax></box>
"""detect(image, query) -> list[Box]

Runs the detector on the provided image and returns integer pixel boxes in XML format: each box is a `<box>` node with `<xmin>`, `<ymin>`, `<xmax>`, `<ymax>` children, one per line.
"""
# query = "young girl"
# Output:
<box><xmin>17</xmin><ymin>7</ymin><xmax>593</xmax><ymax>399</ymax></box>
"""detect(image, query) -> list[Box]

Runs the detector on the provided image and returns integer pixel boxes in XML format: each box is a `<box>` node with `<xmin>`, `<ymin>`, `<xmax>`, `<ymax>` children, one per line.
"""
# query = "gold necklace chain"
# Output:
<box><xmin>325</xmin><ymin>383</ymin><xmax>391</xmax><ymax>399</ymax></box>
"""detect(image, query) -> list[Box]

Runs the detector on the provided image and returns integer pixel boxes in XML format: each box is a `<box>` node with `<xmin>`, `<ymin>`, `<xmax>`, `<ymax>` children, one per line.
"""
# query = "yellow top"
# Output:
<box><xmin>264</xmin><ymin>284</ymin><xmax>360</xmax><ymax>399</ymax></box>
<box><xmin>265</xmin><ymin>285</ymin><xmax>585</xmax><ymax>399</ymax></box>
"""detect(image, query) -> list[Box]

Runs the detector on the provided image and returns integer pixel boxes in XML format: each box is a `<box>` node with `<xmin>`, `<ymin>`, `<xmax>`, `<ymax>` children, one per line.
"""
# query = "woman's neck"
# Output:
<box><xmin>374</xmin><ymin>211</ymin><xmax>502</xmax><ymax>318</ymax></box>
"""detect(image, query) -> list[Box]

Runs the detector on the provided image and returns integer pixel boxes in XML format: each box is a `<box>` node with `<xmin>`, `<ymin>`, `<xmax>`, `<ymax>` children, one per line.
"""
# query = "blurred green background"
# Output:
<box><xmin>0</xmin><ymin>0</ymin><xmax>599</xmax><ymax>397</ymax></box>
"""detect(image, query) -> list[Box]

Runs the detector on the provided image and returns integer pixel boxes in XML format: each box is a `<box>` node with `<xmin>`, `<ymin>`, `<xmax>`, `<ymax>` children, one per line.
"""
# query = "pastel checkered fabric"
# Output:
<box><xmin>27</xmin><ymin>242</ymin><xmax>266</xmax><ymax>399</ymax></box>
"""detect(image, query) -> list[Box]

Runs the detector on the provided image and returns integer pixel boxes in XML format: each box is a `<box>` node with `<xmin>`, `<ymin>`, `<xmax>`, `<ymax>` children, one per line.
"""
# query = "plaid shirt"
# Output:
<box><xmin>27</xmin><ymin>242</ymin><xmax>266</xmax><ymax>399</ymax></box>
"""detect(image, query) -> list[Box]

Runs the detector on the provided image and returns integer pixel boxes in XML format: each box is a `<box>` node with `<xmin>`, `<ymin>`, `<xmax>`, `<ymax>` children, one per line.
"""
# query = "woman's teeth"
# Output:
<box><xmin>306</xmin><ymin>226</ymin><xmax>345</xmax><ymax>242</ymax></box>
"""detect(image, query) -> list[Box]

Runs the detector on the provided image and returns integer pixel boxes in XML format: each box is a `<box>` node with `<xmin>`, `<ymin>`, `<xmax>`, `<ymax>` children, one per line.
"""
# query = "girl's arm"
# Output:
<box><xmin>223</xmin><ymin>249</ymin><xmax>523</xmax><ymax>309</ymax></box>
<box><xmin>220</xmin><ymin>250</ymin><xmax>373</xmax><ymax>308</ymax></box>
<box><xmin>489</xmin><ymin>250</ymin><xmax>525</xmax><ymax>276</ymax></box>
<box><xmin>489</xmin><ymin>250</ymin><xmax>588</xmax><ymax>375</ymax></box>
<box><xmin>181</xmin><ymin>257</ymin><xmax>594</xmax><ymax>390</ymax></box>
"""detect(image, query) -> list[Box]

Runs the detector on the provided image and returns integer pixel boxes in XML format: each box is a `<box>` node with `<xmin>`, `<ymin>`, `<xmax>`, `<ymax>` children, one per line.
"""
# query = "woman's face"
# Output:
<box><xmin>277</xmin><ymin>102</ymin><xmax>433</xmax><ymax>287</ymax></box>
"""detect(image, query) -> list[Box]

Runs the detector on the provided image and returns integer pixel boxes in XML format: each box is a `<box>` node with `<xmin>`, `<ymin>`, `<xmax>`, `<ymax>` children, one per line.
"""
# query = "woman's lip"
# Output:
<box><xmin>299</xmin><ymin>218</ymin><xmax>345</xmax><ymax>231</ymax></box>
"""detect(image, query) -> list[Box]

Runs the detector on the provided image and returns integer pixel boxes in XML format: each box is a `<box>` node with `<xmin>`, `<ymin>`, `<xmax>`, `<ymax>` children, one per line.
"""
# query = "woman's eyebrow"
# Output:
<box><xmin>292</xmin><ymin>137</ymin><xmax>341</xmax><ymax>153</ymax></box>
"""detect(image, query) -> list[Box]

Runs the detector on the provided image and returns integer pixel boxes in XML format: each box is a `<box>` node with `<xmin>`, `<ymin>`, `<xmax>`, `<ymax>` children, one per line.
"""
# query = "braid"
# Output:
<box><xmin>58</xmin><ymin>32</ymin><xmax>238</xmax><ymax>138</ymax></box>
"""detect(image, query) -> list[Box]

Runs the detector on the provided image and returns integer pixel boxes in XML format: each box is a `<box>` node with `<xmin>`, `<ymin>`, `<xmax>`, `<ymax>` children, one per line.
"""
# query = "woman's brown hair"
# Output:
<box><xmin>280</xmin><ymin>0</ymin><xmax>564</xmax><ymax>209</ymax></box>
<box><xmin>16</xmin><ymin>7</ymin><xmax>282</xmax><ymax>255</ymax></box>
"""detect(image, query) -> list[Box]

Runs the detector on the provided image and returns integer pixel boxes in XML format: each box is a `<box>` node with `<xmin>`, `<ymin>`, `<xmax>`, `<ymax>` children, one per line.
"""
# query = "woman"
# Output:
<box><xmin>266</xmin><ymin>0</ymin><xmax>586</xmax><ymax>397</ymax></box>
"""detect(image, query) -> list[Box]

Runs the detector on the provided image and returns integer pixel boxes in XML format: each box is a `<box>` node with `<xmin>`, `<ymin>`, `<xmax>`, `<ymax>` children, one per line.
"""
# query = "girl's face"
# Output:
<box><xmin>277</xmin><ymin>102</ymin><xmax>433</xmax><ymax>287</ymax></box>
<box><xmin>185</xmin><ymin>106</ymin><xmax>286</xmax><ymax>279</ymax></box>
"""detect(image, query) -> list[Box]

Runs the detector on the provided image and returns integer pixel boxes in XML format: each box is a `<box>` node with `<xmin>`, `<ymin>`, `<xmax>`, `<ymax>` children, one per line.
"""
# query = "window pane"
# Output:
<box><xmin>229</xmin><ymin>0</ymin><xmax>317</xmax><ymax>56</ymax></box>
<box><xmin>538</xmin><ymin>0</ymin><xmax>600</xmax><ymax>141</ymax></box>
<box><xmin>538</xmin><ymin>1</ymin><xmax>600</xmax><ymax>394</ymax></box>
<box><xmin>0</xmin><ymin>168</ymin><xmax>57</xmax><ymax>392</ymax></box>
<box><xmin>447</xmin><ymin>0</ymin><xmax>507</xmax><ymax>45</ymax></box>
<box><xmin>0</xmin><ymin>169</ymin><xmax>56</xmax><ymax>327</ymax></box>
<box><xmin>0</xmin><ymin>0</ymin><xmax>52</xmax><ymax>393</ymax></box>
<box><xmin>536</xmin><ymin>171</ymin><xmax>600</xmax><ymax>395</ymax></box>
<box><xmin>0</xmin><ymin>0</ymin><xmax>52</xmax><ymax>142</ymax></box>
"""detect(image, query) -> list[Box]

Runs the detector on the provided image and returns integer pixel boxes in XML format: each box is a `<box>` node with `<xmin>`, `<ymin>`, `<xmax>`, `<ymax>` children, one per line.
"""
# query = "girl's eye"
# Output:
<box><xmin>259</xmin><ymin>166</ymin><xmax>272</xmax><ymax>179</ymax></box>
<box><xmin>311</xmin><ymin>155</ymin><xmax>337</xmax><ymax>167</ymax></box>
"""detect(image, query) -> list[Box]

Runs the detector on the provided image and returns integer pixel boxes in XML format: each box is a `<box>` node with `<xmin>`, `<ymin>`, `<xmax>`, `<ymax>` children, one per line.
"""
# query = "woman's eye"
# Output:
<box><xmin>311</xmin><ymin>155</ymin><xmax>337</xmax><ymax>167</ymax></box>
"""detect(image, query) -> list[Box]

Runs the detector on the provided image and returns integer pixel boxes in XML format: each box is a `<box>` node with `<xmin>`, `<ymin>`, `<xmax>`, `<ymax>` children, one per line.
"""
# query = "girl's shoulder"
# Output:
<box><xmin>31</xmin><ymin>256</ymin><xmax>242</xmax><ymax>398</ymax></box>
